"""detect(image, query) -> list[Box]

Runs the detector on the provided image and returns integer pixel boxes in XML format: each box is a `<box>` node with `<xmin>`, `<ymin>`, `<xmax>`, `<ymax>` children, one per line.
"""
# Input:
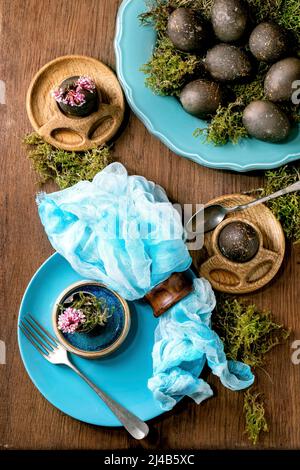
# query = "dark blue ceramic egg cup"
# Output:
<box><xmin>52</xmin><ymin>281</ymin><xmax>130</xmax><ymax>358</ymax></box>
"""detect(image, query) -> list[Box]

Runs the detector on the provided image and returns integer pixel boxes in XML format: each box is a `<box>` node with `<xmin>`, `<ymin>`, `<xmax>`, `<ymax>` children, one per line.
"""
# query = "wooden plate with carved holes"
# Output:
<box><xmin>199</xmin><ymin>194</ymin><xmax>285</xmax><ymax>294</ymax></box>
<box><xmin>26</xmin><ymin>55</ymin><xmax>125</xmax><ymax>151</ymax></box>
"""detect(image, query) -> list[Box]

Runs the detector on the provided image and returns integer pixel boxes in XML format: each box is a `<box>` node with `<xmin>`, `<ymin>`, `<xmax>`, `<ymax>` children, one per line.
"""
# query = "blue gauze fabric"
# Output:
<box><xmin>37</xmin><ymin>162</ymin><xmax>254</xmax><ymax>410</ymax></box>
<box><xmin>148</xmin><ymin>278</ymin><xmax>254</xmax><ymax>410</ymax></box>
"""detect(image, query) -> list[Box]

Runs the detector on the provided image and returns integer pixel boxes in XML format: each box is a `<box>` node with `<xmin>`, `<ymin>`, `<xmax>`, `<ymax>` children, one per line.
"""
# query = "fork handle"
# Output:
<box><xmin>67</xmin><ymin>361</ymin><xmax>149</xmax><ymax>440</ymax></box>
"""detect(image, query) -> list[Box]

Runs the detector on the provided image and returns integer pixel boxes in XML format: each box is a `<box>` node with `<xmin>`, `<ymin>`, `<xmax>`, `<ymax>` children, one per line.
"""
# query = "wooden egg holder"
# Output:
<box><xmin>26</xmin><ymin>55</ymin><xmax>125</xmax><ymax>151</ymax></box>
<box><xmin>199</xmin><ymin>194</ymin><xmax>285</xmax><ymax>294</ymax></box>
<box><xmin>38</xmin><ymin>101</ymin><xmax>123</xmax><ymax>152</ymax></box>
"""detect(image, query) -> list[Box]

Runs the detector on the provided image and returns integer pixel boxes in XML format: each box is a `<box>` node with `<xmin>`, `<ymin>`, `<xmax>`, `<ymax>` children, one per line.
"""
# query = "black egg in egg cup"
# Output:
<box><xmin>52</xmin><ymin>75</ymin><xmax>99</xmax><ymax>118</ymax></box>
<box><xmin>217</xmin><ymin>219</ymin><xmax>260</xmax><ymax>263</ymax></box>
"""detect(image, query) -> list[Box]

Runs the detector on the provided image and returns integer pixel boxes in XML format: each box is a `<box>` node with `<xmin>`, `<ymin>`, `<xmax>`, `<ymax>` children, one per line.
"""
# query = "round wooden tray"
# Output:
<box><xmin>26</xmin><ymin>55</ymin><xmax>125</xmax><ymax>151</ymax></box>
<box><xmin>199</xmin><ymin>194</ymin><xmax>285</xmax><ymax>294</ymax></box>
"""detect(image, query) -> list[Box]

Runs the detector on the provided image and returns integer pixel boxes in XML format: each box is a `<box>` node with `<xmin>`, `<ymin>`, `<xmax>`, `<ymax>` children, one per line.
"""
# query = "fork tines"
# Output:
<box><xmin>19</xmin><ymin>315</ymin><xmax>58</xmax><ymax>356</ymax></box>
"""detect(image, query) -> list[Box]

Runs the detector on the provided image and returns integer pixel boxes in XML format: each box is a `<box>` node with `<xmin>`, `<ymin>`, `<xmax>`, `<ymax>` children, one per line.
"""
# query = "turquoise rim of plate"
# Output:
<box><xmin>114</xmin><ymin>0</ymin><xmax>300</xmax><ymax>172</ymax></box>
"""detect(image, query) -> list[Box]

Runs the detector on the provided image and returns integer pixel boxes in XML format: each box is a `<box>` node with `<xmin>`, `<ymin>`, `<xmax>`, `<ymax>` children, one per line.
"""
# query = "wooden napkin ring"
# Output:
<box><xmin>144</xmin><ymin>272</ymin><xmax>194</xmax><ymax>317</ymax></box>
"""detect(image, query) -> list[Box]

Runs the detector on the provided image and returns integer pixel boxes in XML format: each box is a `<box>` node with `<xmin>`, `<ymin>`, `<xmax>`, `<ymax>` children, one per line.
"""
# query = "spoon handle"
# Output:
<box><xmin>231</xmin><ymin>180</ymin><xmax>300</xmax><ymax>212</ymax></box>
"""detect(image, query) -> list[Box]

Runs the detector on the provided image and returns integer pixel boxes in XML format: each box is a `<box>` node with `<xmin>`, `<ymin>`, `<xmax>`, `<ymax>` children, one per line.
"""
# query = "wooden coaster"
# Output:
<box><xmin>26</xmin><ymin>55</ymin><xmax>125</xmax><ymax>151</ymax></box>
<box><xmin>199</xmin><ymin>194</ymin><xmax>285</xmax><ymax>294</ymax></box>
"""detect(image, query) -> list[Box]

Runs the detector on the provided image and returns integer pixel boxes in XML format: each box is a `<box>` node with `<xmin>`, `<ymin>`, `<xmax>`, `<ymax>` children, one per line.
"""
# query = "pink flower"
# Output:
<box><xmin>76</xmin><ymin>76</ymin><xmax>96</xmax><ymax>92</ymax></box>
<box><xmin>51</xmin><ymin>76</ymin><xmax>96</xmax><ymax>107</ymax></box>
<box><xmin>58</xmin><ymin>307</ymin><xmax>86</xmax><ymax>334</ymax></box>
<box><xmin>52</xmin><ymin>88</ymin><xmax>64</xmax><ymax>102</ymax></box>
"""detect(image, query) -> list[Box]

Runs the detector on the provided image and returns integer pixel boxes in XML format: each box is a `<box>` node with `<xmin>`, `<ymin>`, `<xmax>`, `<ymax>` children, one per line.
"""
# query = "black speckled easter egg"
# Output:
<box><xmin>249</xmin><ymin>22</ymin><xmax>289</xmax><ymax>63</ymax></box>
<box><xmin>211</xmin><ymin>0</ymin><xmax>248</xmax><ymax>42</ymax></box>
<box><xmin>218</xmin><ymin>221</ymin><xmax>260</xmax><ymax>263</ymax></box>
<box><xmin>180</xmin><ymin>79</ymin><xmax>222</xmax><ymax>118</ymax></box>
<box><xmin>167</xmin><ymin>7</ymin><xmax>209</xmax><ymax>52</ymax></box>
<box><xmin>206</xmin><ymin>44</ymin><xmax>252</xmax><ymax>81</ymax></box>
<box><xmin>264</xmin><ymin>57</ymin><xmax>300</xmax><ymax>102</ymax></box>
<box><xmin>242</xmin><ymin>100</ymin><xmax>291</xmax><ymax>142</ymax></box>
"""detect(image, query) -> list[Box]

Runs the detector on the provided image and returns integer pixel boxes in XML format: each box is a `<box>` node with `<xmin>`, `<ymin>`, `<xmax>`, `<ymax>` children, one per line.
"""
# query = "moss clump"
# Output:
<box><xmin>232</xmin><ymin>65</ymin><xmax>268</xmax><ymax>103</ymax></box>
<box><xmin>262</xmin><ymin>165</ymin><xmax>300</xmax><ymax>243</ymax></box>
<box><xmin>213</xmin><ymin>296</ymin><xmax>290</xmax><ymax>367</ymax></box>
<box><xmin>24</xmin><ymin>133</ymin><xmax>112</xmax><ymax>189</ymax></box>
<box><xmin>194</xmin><ymin>99</ymin><xmax>248</xmax><ymax>145</ymax></box>
<box><xmin>243</xmin><ymin>389</ymin><xmax>269</xmax><ymax>445</ymax></box>
<box><xmin>141</xmin><ymin>37</ymin><xmax>202</xmax><ymax>96</ymax></box>
<box><xmin>139</xmin><ymin>0</ymin><xmax>172</xmax><ymax>35</ymax></box>
<box><xmin>279</xmin><ymin>0</ymin><xmax>300</xmax><ymax>45</ymax></box>
<box><xmin>247</xmin><ymin>0</ymin><xmax>281</xmax><ymax>23</ymax></box>
<box><xmin>213</xmin><ymin>295</ymin><xmax>289</xmax><ymax>444</ymax></box>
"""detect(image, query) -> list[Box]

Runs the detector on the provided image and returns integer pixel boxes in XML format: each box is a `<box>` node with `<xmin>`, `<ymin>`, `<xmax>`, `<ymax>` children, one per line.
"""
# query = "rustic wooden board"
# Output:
<box><xmin>0</xmin><ymin>0</ymin><xmax>299</xmax><ymax>451</ymax></box>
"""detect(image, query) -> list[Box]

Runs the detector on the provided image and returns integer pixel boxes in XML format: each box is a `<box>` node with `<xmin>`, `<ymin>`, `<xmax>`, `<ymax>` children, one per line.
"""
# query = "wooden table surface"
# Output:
<box><xmin>0</xmin><ymin>0</ymin><xmax>299</xmax><ymax>451</ymax></box>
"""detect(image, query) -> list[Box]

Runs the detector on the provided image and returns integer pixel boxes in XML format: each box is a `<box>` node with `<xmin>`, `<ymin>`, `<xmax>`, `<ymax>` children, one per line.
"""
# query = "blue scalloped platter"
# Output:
<box><xmin>115</xmin><ymin>0</ymin><xmax>300</xmax><ymax>172</ymax></box>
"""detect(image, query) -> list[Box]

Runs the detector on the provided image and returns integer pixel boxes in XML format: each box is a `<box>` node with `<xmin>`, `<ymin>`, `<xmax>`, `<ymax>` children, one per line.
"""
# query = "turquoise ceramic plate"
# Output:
<box><xmin>115</xmin><ymin>0</ymin><xmax>300</xmax><ymax>172</ymax></box>
<box><xmin>18</xmin><ymin>253</ymin><xmax>162</xmax><ymax>426</ymax></box>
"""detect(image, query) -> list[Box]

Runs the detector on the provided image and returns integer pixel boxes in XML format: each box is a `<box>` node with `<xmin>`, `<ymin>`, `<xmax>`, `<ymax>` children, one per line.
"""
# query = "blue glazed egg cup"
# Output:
<box><xmin>52</xmin><ymin>281</ymin><xmax>131</xmax><ymax>359</ymax></box>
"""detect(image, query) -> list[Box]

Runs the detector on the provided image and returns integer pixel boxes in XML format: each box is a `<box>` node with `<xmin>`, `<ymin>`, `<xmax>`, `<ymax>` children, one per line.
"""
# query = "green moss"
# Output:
<box><xmin>194</xmin><ymin>100</ymin><xmax>248</xmax><ymax>145</ymax></box>
<box><xmin>24</xmin><ymin>133</ymin><xmax>112</xmax><ymax>189</ymax></box>
<box><xmin>243</xmin><ymin>389</ymin><xmax>269</xmax><ymax>445</ymax></box>
<box><xmin>233</xmin><ymin>64</ymin><xmax>269</xmax><ymax>103</ymax></box>
<box><xmin>139</xmin><ymin>0</ymin><xmax>172</xmax><ymax>35</ymax></box>
<box><xmin>213</xmin><ymin>295</ymin><xmax>289</xmax><ymax>444</ymax></box>
<box><xmin>279</xmin><ymin>0</ymin><xmax>300</xmax><ymax>45</ymax></box>
<box><xmin>262</xmin><ymin>165</ymin><xmax>300</xmax><ymax>243</ymax></box>
<box><xmin>141</xmin><ymin>36</ymin><xmax>202</xmax><ymax>95</ymax></box>
<box><xmin>247</xmin><ymin>0</ymin><xmax>281</xmax><ymax>23</ymax></box>
<box><xmin>213</xmin><ymin>296</ymin><xmax>290</xmax><ymax>367</ymax></box>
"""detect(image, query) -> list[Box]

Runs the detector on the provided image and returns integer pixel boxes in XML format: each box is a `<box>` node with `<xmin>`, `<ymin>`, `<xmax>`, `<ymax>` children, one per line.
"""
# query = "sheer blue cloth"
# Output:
<box><xmin>37</xmin><ymin>163</ymin><xmax>191</xmax><ymax>300</ymax></box>
<box><xmin>148</xmin><ymin>278</ymin><xmax>254</xmax><ymax>410</ymax></box>
<box><xmin>37</xmin><ymin>163</ymin><xmax>254</xmax><ymax>410</ymax></box>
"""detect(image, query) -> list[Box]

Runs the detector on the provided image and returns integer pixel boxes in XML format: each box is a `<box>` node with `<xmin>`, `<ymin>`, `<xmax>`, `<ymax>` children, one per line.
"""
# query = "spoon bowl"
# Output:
<box><xmin>204</xmin><ymin>204</ymin><xmax>228</xmax><ymax>232</ymax></box>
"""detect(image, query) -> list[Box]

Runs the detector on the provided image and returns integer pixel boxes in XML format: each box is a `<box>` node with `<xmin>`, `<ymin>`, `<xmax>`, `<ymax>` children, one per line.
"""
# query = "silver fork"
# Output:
<box><xmin>19</xmin><ymin>314</ymin><xmax>149</xmax><ymax>440</ymax></box>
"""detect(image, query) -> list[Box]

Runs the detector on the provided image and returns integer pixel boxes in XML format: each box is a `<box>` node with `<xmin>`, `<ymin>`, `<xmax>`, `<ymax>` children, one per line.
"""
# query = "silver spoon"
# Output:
<box><xmin>186</xmin><ymin>180</ymin><xmax>300</xmax><ymax>234</ymax></box>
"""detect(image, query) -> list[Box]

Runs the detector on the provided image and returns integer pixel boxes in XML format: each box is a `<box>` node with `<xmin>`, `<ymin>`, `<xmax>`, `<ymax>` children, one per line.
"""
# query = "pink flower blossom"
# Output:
<box><xmin>52</xmin><ymin>88</ymin><xmax>64</xmax><ymax>102</ymax></box>
<box><xmin>58</xmin><ymin>307</ymin><xmax>86</xmax><ymax>334</ymax></box>
<box><xmin>51</xmin><ymin>76</ymin><xmax>96</xmax><ymax>107</ymax></box>
<box><xmin>76</xmin><ymin>76</ymin><xmax>96</xmax><ymax>92</ymax></box>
